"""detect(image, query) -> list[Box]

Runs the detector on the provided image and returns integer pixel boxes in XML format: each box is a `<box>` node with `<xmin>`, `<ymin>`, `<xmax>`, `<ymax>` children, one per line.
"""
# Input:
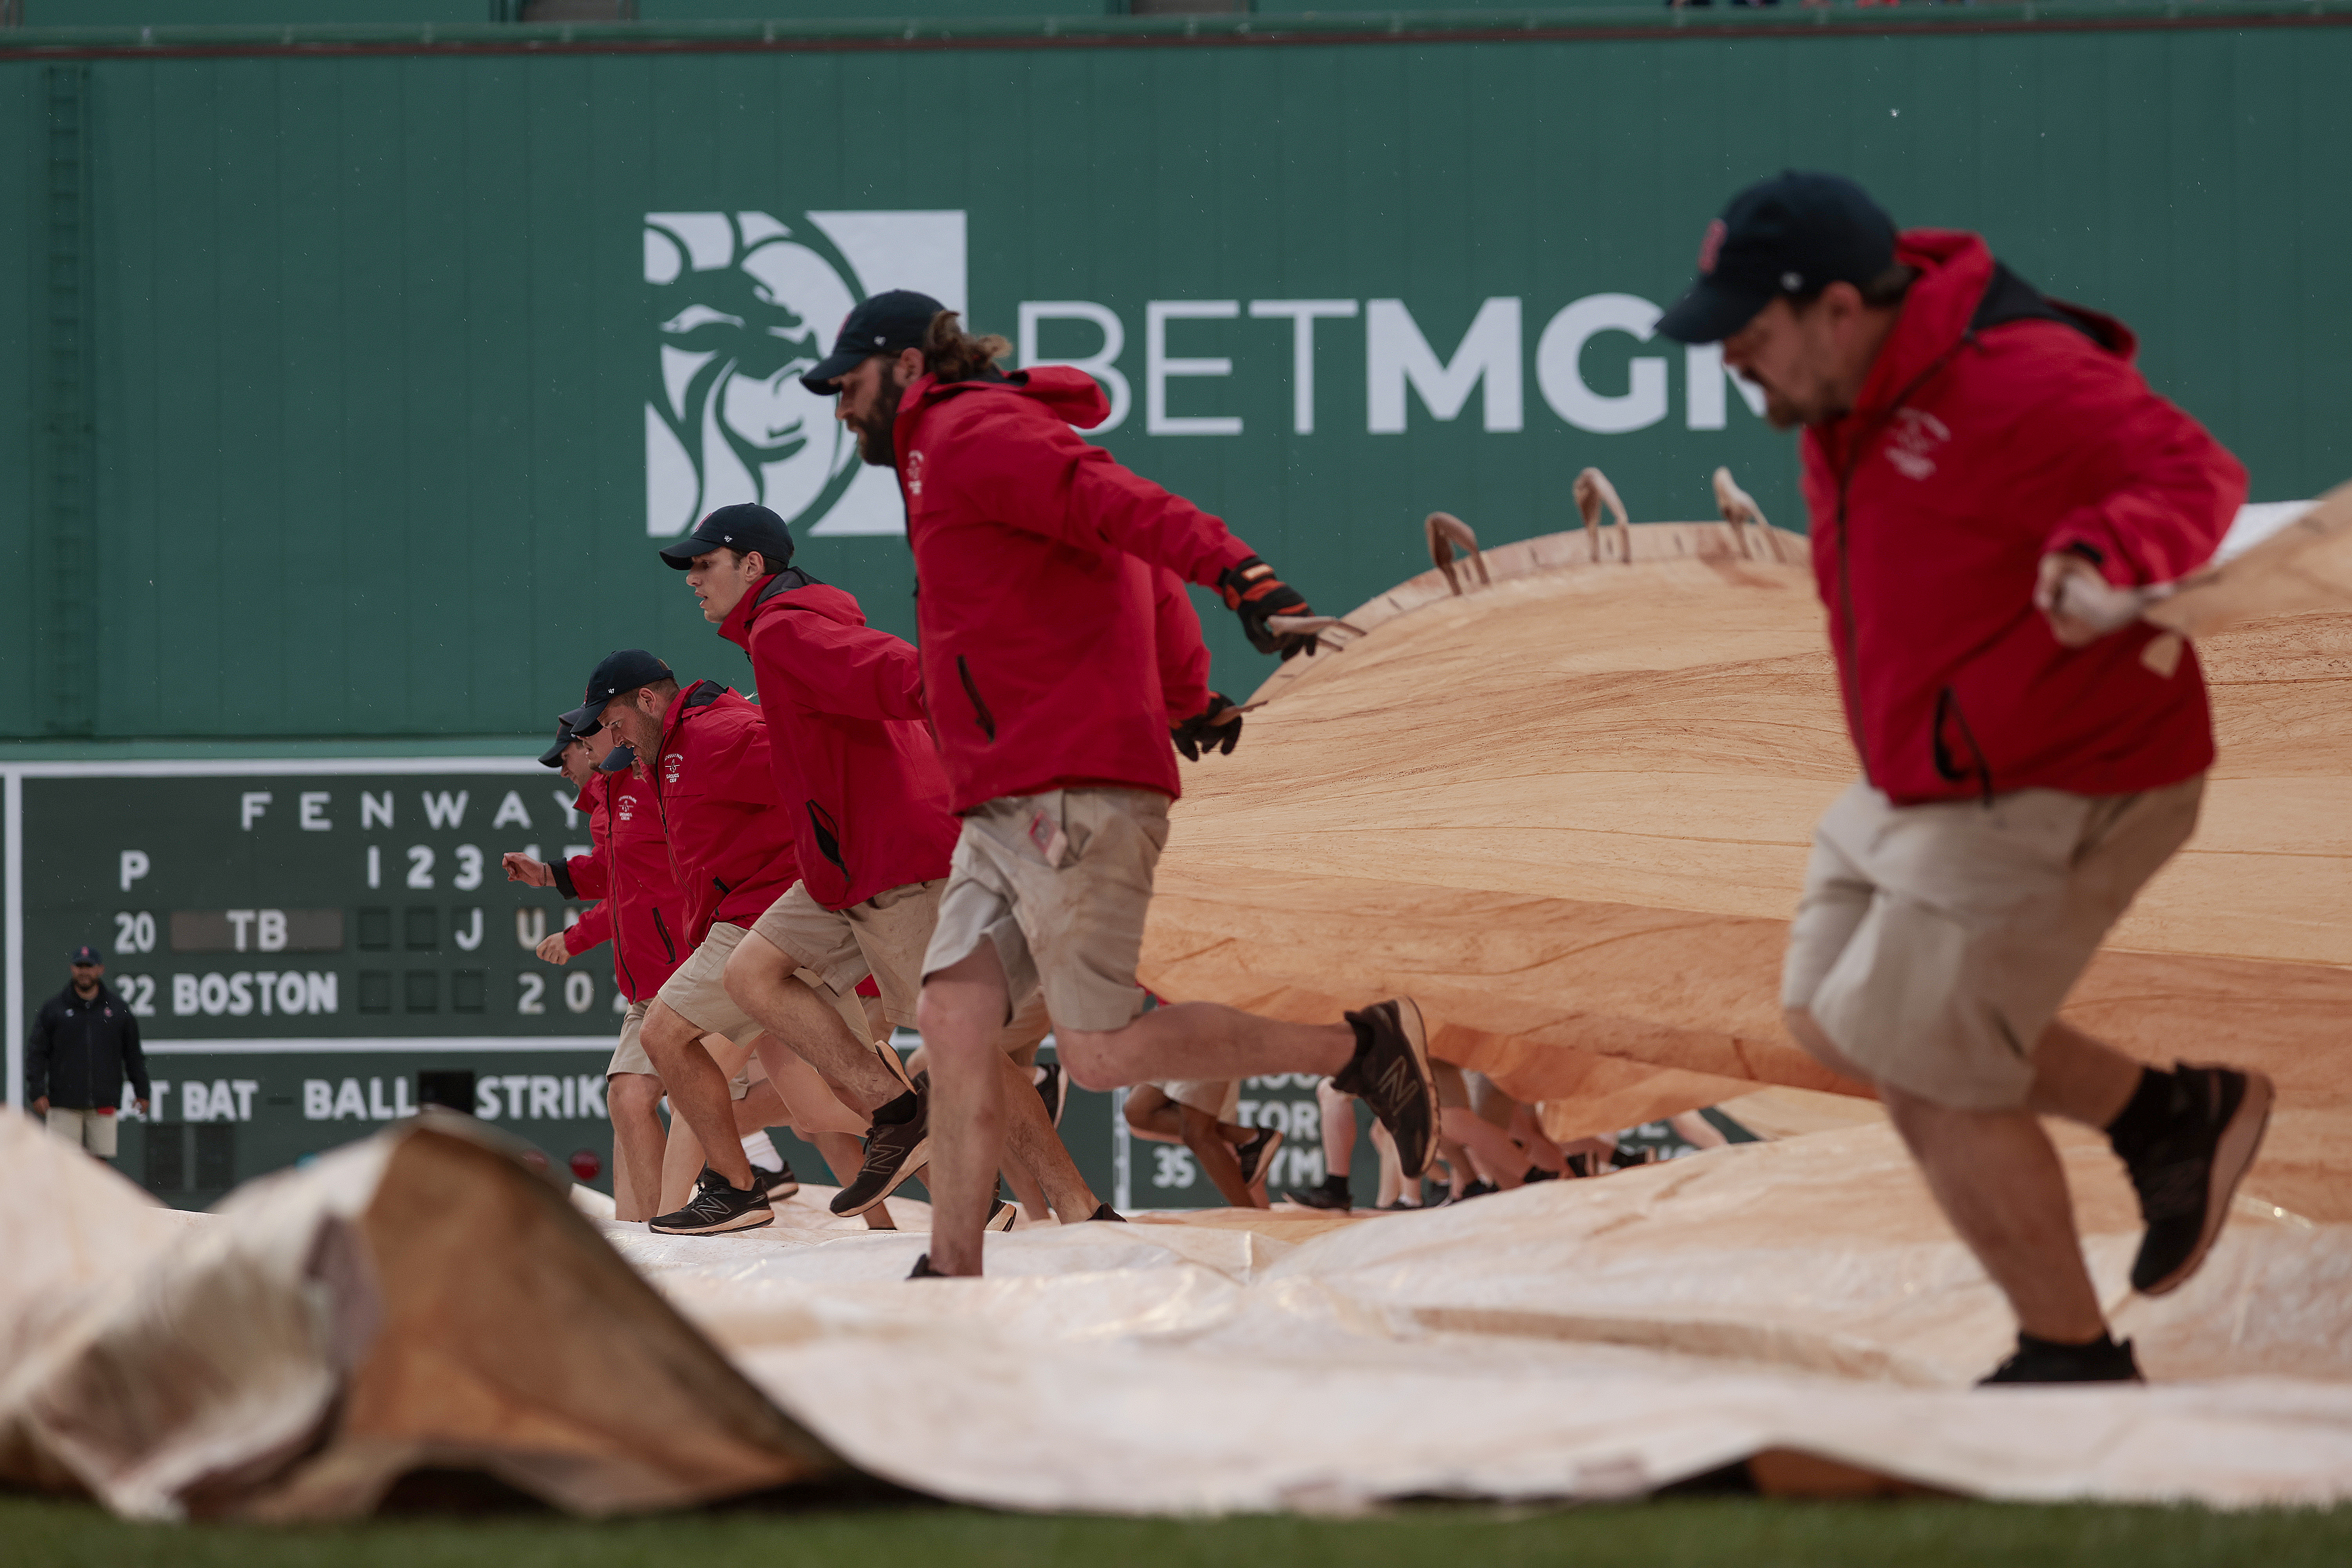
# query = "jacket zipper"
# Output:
<box><xmin>652</xmin><ymin>907</ymin><xmax>677</xmax><ymax>964</ymax></box>
<box><xmin>956</xmin><ymin>655</ymin><xmax>997</xmax><ymax>742</ymax></box>
<box><xmin>805</xmin><ymin>800</ymin><xmax>851</xmax><ymax>877</ymax></box>
<box><xmin>1829</xmin><ymin>339</ymin><xmax>1971</xmax><ymax>793</ymax></box>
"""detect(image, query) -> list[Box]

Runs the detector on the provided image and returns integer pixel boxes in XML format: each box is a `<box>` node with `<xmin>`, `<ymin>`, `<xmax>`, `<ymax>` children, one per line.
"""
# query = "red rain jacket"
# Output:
<box><xmin>894</xmin><ymin>367</ymin><xmax>1254</xmax><ymax>811</ymax></box>
<box><xmin>717</xmin><ymin>572</ymin><xmax>960</xmax><ymax>909</ymax></box>
<box><xmin>1800</xmin><ymin>229</ymin><xmax>2245</xmax><ymax>805</ymax></box>
<box><xmin>643</xmin><ymin>680</ymin><xmax>800</xmax><ymax>945</ymax></box>
<box><xmin>555</xmin><ymin>771</ymin><xmax>689</xmax><ymax>1002</ymax></box>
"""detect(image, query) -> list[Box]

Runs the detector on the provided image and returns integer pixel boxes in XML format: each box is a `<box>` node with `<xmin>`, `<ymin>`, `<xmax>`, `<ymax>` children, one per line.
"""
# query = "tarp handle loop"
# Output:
<box><xmin>1713</xmin><ymin>466</ymin><xmax>1779</xmax><ymax>562</ymax></box>
<box><xmin>1574</xmin><ymin>468</ymin><xmax>1633</xmax><ymax>564</ymax></box>
<box><xmin>1426</xmin><ymin>511</ymin><xmax>1489</xmax><ymax>596</ymax></box>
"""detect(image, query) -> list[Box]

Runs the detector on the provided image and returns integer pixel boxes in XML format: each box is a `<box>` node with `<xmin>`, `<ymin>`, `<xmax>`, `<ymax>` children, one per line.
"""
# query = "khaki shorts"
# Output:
<box><xmin>607</xmin><ymin>997</ymin><xmax>655</xmax><ymax>1077</ymax></box>
<box><xmin>1782</xmin><ymin>775</ymin><xmax>2203</xmax><ymax>1111</ymax></box>
<box><xmin>47</xmin><ymin>1106</ymin><xmax>119</xmax><ymax>1157</ymax></box>
<box><xmin>1157</xmin><ymin>1078</ymin><xmax>1239</xmax><ymax>1121</ymax></box>
<box><xmin>653</xmin><ymin>922</ymin><xmax>765</xmax><ymax>1049</ymax></box>
<box><xmin>925</xmin><ymin>788</ymin><xmax>1171</xmax><ymax>1033</ymax></box>
<box><xmin>751</xmin><ymin>878</ymin><xmax>942</xmax><ymax>1029</ymax></box>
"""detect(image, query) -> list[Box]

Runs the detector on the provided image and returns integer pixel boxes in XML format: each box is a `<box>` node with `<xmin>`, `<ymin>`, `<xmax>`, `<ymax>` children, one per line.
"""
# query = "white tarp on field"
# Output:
<box><xmin>5</xmin><ymin>1105</ymin><xmax>2350</xmax><ymax>1521</ymax></box>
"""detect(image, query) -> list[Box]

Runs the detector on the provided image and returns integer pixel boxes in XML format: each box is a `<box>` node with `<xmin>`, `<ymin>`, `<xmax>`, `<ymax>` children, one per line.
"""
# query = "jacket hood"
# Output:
<box><xmin>904</xmin><ymin>365</ymin><xmax>1110</xmax><ymax>428</ymax></box>
<box><xmin>1853</xmin><ymin>229</ymin><xmax>2134</xmax><ymax>419</ymax></box>
<box><xmin>718</xmin><ymin>570</ymin><xmax>858</xmax><ymax>650</ymax></box>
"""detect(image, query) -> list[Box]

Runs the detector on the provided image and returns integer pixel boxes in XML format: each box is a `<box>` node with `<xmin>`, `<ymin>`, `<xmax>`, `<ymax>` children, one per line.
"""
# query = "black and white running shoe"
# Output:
<box><xmin>1236</xmin><ymin>1127</ymin><xmax>1285</xmax><ymax>1189</ymax></box>
<box><xmin>2120</xmin><ymin>1063</ymin><xmax>2275</xmax><ymax>1296</ymax></box>
<box><xmin>909</xmin><ymin>1252</ymin><xmax>946</xmax><ymax>1278</ymax></box>
<box><xmin>648</xmin><ymin>1165</ymin><xmax>775</xmax><ymax>1236</ymax></box>
<box><xmin>986</xmin><ymin>1198</ymin><xmax>1019</xmax><ymax>1232</ymax></box>
<box><xmin>1332</xmin><ymin>998</ymin><xmax>1438</xmax><ymax>1178</ymax></box>
<box><xmin>832</xmin><ymin>1075</ymin><xmax>932</xmax><ymax>1217</ymax></box>
<box><xmin>1087</xmin><ymin>1203</ymin><xmax>1127</xmax><ymax>1222</ymax></box>
<box><xmin>759</xmin><ymin>1161</ymin><xmax>799</xmax><ymax>1202</ymax></box>
<box><xmin>1034</xmin><ymin>1060</ymin><xmax>1069</xmax><ymax>1127</ymax></box>
<box><xmin>1979</xmin><ymin>1332</ymin><xmax>2143</xmax><ymax>1386</ymax></box>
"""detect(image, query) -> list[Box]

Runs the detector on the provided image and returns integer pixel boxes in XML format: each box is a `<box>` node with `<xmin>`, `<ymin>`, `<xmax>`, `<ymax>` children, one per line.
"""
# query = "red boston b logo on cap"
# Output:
<box><xmin>1697</xmin><ymin>218</ymin><xmax>1727</xmax><ymax>276</ymax></box>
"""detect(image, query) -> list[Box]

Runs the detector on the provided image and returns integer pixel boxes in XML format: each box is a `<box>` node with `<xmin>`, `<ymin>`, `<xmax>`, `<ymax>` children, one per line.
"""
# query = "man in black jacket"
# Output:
<box><xmin>28</xmin><ymin>946</ymin><xmax>150</xmax><ymax>1162</ymax></box>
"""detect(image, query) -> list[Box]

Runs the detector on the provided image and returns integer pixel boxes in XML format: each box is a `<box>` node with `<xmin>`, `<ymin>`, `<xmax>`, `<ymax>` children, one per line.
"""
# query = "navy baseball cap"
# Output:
<box><xmin>799</xmin><ymin>289</ymin><xmax>947</xmax><ymax>393</ymax></box>
<box><xmin>1657</xmin><ymin>172</ymin><xmax>1898</xmax><ymax>344</ymax></box>
<box><xmin>537</xmin><ymin>716</ymin><xmax>583</xmax><ymax>768</ymax></box>
<box><xmin>70</xmin><ymin>945</ymin><xmax>102</xmax><ymax>965</ymax></box>
<box><xmin>658</xmin><ymin>502</ymin><xmax>796</xmax><ymax>571</ymax></box>
<box><xmin>559</xmin><ymin>649</ymin><xmax>674</xmax><ymax>732</ymax></box>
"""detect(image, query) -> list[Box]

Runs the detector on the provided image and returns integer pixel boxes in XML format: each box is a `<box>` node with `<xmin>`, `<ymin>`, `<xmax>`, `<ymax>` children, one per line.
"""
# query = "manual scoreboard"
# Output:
<box><xmin>3</xmin><ymin>760</ymin><xmax>620</xmax><ymax>1207</ymax></box>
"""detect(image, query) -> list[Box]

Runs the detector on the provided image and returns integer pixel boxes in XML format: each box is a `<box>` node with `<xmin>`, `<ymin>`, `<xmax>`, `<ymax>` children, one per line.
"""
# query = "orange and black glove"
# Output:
<box><xmin>1172</xmin><ymin>693</ymin><xmax>1243</xmax><ymax>761</ymax></box>
<box><xmin>1218</xmin><ymin>555</ymin><xmax>1317</xmax><ymax>660</ymax></box>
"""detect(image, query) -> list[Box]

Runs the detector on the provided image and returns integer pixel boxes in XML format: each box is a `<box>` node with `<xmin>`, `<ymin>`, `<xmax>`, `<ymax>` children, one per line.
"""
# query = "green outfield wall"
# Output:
<box><xmin>5</xmin><ymin>7</ymin><xmax>2349</xmax><ymax>743</ymax></box>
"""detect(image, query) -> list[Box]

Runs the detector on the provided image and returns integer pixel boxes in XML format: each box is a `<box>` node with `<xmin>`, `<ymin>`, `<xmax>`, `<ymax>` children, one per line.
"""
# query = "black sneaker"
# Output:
<box><xmin>1978</xmin><ymin>1332</ymin><xmax>2144</xmax><ymax>1386</ymax></box>
<box><xmin>1376</xmin><ymin>1198</ymin><xmax>1423</xmax><ymax>1212</ymax></box>
<box><xmin>759</xmin><ymin>1161</ymin><xmax>799</xmax><ymax>1202</ymax></box>
<box><xmin>986</xmin><ymin>1198</ymin><xmax>1019</xmax><ymax>1232</ymax></box>
<box><xmin>909</xmin><ymin>1252</ymin><xmax>945</xmax><ymax>1278</ymax></box>
<box><xmin>1523</xmin><ymin>1165</ymin><xmax>1560</xmax><ymax>1184</ymax></box>
<box><xmin>1288</xmin><ymin>1181</ymin><xmax>1352</xmax><ymax>1212</ymax></box>
<box><xmin>1332</xmin><ymin>998</ymin><xmax>1438</xmax><ymax>1178</ymax></box>
<box><xmin>2121</xmin><ymin>1063</ymin><xmax>2275</xmax><ymax>1296</ymax></box>
<box><xmin>1236</xmin><ymin>1127</ymin><xmax>1285</xmax><ymax>1189</ymax></box>
<box><xmin>1087</xmin><ymin>1203</ymin><xmax>1127</xmax><ymax>1222</ymax></box>
<box><xmin>1034</xmin><ymin>1060</ymin><xmax>1068</xmax><ymax>1126</ymax></box>
<box><xmin>832</xmin><ymin>1075</ymin><xmax>932</xmax><ymax>1216</ymax></box>
<box><xmin>648</xmin><ymin>1165</ymin><xmax>775</xmax><ymax>1236</ymax></box>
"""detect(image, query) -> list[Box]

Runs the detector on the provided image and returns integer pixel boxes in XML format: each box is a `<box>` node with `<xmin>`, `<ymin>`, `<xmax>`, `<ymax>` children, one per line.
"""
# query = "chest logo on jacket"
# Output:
<box><xmin>644</xmin><ymin>209</ymin><xmax>967</xmax><ymax>545</ymax></box>
<box><xmin>1884</xmin><ymin>407</ymin><xmax>1952</xmax><ymax>481</ymax></box>
<box><xmin>662</xmin><ymin>752</ymin><xmax>685</xmax><ymax>787</ymax></box>
<box><xmin>905</xmin><ymin>449</ymin><xmax>926</xmax><ymax>498</ymax></box>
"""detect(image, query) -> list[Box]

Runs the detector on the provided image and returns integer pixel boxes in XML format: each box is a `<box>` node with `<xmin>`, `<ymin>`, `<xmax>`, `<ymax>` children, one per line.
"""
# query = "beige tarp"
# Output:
<box><xmin>7</xmin><ymin>1107</ymin><xmax>2352</xmax><ymax>1517</ymax></box>
<box><xmin>1138</xmin><ymin>520</ymin><xmax>2352</xmax><ymax>1220</ymax></box>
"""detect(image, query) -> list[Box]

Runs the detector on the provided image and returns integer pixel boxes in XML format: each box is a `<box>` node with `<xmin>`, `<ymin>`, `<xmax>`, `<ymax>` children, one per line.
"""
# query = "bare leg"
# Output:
<box><xmin>1441</xmin><ymin>1106</ymin><xmax>1527</xmax><ymax>1189</ymax></box>
<box><xmin>723</xmin><ymin>933</ymin><xmax>906</xmax><ymax>1113</ymax></box>
<box><xmin>1881</xmin><ymin>1088</ymin><xmax>2107</xmax><ymax>1342</ymax></box>
<box><xmin>997</xmin><ymin>1052</ymin><xmax>1101</xmax><ymax>1220</ymax></box>
<box><xmin>1789</xmin><ymin>1004</ymin><xmax>2111</xmax><ymax>1343</ymax></box>
<box><xmin>2025</xmin><ymin>1021</ymin><xmax>2141</xmax><ymax>1128</ymax></box>
<box><xmin>1002</xmin><ymin>1156</ymin><xmax>1051</xmax><ymax>1222</ymax></box>
<box><xmin>1510</xmin><ymin>1102</ymin><xmax>1568</xmax><ymax>1174</ymax></box>
<box><xmin>1372</xmin><ymin>1119</ymin><xmax>1403</xmax><ymax>1207</ymax></box>
<box><xmin>1668</xmin><ymin>1110</ymin><xmax>1728</xmax><ymax>1151</ymax></box>
<box><xmin>751</xmin><ymin>1037</ymin><xmax>871</xmax><ymax>1138</ymax></box>
<box><xmin>1057</xmin><ymin>1004</ymin><xmax>1352</xmax><ymax>1091</ymax></box>
<box><xmin>1125</xmin><ymin>1085</ymin><xmax>1250</xmax><ymax>1147</ymax></box>
<box><xmin>640</xmin><ymin>1004</ymin><xmax>755</xmax><ymax>1204</ymax></box>
<box><xmin>915</xmin><ymin>946</ymin><xmax>1016</xmax><ymax>1274</ymax></box>
<box><xmin>1181</xmin><ymin>1104</ymin><xmax>1260</xmax><ymax>1207</ymax></box>
<box><xmin>1124</xmin><ymin>1083</ymin><xmax>1182</xmax><ymax>1143</ymax></box>
<box><xmin>1320</xmin><ymin>1082</ymin><xmax>1357</xmax><ymax>1177</ymax></box>
<box><xmin>607</xmin><ymin>1072</ymin><xmax>666</xmax><ymax>1223</ymax></box>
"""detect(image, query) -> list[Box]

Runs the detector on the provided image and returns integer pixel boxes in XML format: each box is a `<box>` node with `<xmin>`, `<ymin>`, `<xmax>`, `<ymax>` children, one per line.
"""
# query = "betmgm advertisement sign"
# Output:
<box><xmin>642</xmin><ymin>209</ymin><xmax>1769</xmax><ymax>548</ymax></box>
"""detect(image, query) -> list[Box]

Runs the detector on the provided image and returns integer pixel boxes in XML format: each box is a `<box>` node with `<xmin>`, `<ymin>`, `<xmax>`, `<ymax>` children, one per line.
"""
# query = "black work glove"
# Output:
<box><xmin>1218</xmin><ymin>555</ymin><xmax>1318</xmax><ymax>660</ymax></box>
<box><xmin>1172</xmin><ymin>693</ymin><xmax>1243</xmax><ymax>761</ymax></box>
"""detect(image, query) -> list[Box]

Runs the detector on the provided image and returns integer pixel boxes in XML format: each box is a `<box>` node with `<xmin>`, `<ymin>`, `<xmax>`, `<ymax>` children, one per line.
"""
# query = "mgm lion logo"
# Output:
<box><xmin>644</xmin><ymin>211</ymin><xmax>866</xmax><ymax>538</ymax></box>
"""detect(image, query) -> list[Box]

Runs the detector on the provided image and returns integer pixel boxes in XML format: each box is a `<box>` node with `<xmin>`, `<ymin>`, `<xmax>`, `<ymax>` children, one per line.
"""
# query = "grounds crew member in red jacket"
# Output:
<box><xmin>564</xmin><ymin>649</ymin><xmax>830</xmax><ymax>1235</ymax></box>
<box><xmin>660</xmin><ymin>502</ymin><xmax>1101</xmax><ymax>1229</ymax></box>
<box><xmin>1659</xmin><ymin>172</ymin><xmax>2274</xmax><ymax>1385</ymax></box>
<box><xmin>806</xmin><ymin>292</ymin><xmax>1441</xmax><ymax>1277</ymax></box>
<box><xmin>503</xmin><ymin>715</ymin><xmax>692</xmax><ymax>1222</ymax></box>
